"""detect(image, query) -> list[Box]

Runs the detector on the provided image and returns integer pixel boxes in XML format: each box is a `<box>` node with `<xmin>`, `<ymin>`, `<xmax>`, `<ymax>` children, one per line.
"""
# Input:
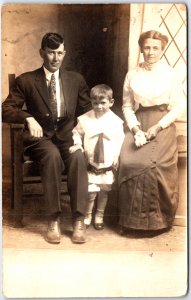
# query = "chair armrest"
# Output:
<box><xmin>8</xmin><ymin>123</ymin><xmax>24</xmax><ymax>163</ymax></box>
<box><xmin>9</xmin><ymin>123</ymin><xmax>24</xmax><ymax>129</ymax></box>
<box><xmin>8</xmin><ymin>124</ymin><xmax>25</xmax><ymax>156</ymax></box>
<box><xmin>7</xmin><ymin>123</ymin><xmax>24</xmax><ymax>209</ymax></box>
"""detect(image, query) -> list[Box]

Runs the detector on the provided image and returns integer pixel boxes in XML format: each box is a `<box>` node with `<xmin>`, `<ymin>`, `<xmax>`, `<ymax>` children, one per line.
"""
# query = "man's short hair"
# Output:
<box><xmin>41</xmin><ymin>32</ymin><xmax>64</xmax><ymax>50</ymax></box>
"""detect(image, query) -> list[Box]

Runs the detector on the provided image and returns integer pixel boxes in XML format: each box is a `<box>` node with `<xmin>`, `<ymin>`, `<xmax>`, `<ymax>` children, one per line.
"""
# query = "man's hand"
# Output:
<box><xmin>69</xmin><ymin>144</ymin><xmax>84</xmax><ymax>154</ymax></box>
<box><xmin>134</xmin><ymin>130</ymin><xmax>148</xmax><ymax>147</ymax></box>
<box><xmin>25</xmin><ymin>117</ymin><xmax>43</xmax><ymax>138</ymax></box>
<box><xmin>146</xmin><ymin>124</ymin><xmax>162</xmax><ymax>141</ymax></box>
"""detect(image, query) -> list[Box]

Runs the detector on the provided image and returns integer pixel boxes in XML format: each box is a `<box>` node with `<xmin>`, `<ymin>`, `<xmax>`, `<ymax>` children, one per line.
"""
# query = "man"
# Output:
<box><xmin>2</xmin><ymin>32</ymin><xmax>91</xmax><ymax>244</ymax></box>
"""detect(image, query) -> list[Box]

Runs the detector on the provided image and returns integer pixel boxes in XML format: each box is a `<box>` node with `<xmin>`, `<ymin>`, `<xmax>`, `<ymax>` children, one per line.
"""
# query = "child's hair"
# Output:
<box><xmin>90</xmin><ymin>84</ymin><xmax>113</xmax><ymax>101</ymax></box>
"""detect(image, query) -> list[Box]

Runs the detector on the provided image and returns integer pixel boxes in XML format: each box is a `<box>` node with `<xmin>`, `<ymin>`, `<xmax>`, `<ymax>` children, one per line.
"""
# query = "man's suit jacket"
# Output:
<box><xmin>2</xmin><ymin>67</ymin><xmax>91</xmax><ymax>149</ymax></box>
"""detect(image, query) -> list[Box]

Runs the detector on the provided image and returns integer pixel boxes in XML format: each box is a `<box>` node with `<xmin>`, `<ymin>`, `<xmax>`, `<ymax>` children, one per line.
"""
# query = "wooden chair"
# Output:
<box><xmin>7</xmin><ymin>74</ymin><xmax>68</xmax><ymax>227</ymax></box>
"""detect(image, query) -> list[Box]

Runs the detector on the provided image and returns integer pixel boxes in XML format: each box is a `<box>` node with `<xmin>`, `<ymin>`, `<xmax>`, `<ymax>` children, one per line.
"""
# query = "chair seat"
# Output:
<box><xmin>23</xmin><ymin>160</ymin><xmax>67</xmax><ymax>178</ymax></box>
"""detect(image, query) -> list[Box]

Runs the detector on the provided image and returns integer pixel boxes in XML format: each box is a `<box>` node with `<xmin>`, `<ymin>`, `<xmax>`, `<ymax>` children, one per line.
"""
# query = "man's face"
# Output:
<box><xmin>142</xmin><ymin>38</ymin><xmax>163</xmax><ymax>64</ymax></box>
<box><xmin>40</xmin><ymin>43</ymin><xmax>65</xmax><ymax>72</ymax></box>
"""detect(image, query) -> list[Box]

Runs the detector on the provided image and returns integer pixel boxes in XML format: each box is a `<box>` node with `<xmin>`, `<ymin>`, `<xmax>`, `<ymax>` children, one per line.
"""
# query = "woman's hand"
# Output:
<box><xmin>134</xmin><ymin>130</ymin><xmax>148</xmax><ymax>147</ymax></box>
<box><xmin>69</xmin><ymin>144</ymin><xmax>84</xmax><ymax>154</ymax></box>
<box><xmin>146</xmin><ymin>124</ymin><xmax>162</xmax><ymax>140</ymax></box>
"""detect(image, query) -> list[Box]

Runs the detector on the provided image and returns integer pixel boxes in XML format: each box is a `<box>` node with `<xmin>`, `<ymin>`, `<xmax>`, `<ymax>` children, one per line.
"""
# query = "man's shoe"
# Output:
<box><xmin>72</xmin><ymin>220</ymin><xmax>87</xmax><ymax>243</ymax></box>
<box><xmin>46</xmin><ymin>219</ymin><xmax>61</xmax><ymax>244</ymax></box>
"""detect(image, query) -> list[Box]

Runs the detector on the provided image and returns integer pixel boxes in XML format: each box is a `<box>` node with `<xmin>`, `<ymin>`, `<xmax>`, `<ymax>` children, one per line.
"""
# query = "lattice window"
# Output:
<box><xmin>159</xmin><ymin>3</ymin><xmax>187</xmax><ymax>97</ymax></box>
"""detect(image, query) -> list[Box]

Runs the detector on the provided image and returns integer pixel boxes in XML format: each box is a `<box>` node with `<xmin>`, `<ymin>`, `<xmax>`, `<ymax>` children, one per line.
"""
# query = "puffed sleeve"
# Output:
<box><xmin>122</xmin><ymin>71</ymin><xmax>140</xmax><ymax>130</ymax></box>
<box><xmin>158</xmin><ymin>70</ymin><xmax>186</xmax><ymax>128</ymax></box>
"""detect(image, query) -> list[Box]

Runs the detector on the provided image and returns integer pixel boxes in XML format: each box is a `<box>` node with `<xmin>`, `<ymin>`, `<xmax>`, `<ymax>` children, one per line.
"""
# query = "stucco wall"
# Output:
<box><xmin>2</xmin><ymin>4</ymin><xmax>61</xmax><ymax>100</ymax></box>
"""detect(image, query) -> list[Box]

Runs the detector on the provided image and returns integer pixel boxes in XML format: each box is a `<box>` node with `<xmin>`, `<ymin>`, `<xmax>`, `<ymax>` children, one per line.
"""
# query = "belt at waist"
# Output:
<box><xmin>138</xmin><ymin>104</ymin><xmax>168</xmax><ymax>112</ymax></box>
<box><xmin>87</xmin><ymin>164</ymin><xmax>114</xmax><ymax>175</ymax></box>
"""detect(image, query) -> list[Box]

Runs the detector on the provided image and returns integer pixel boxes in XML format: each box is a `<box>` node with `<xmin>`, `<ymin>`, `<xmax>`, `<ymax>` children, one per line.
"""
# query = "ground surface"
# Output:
<box><xmin>1</xmin><ymin>196</ymin><xmax>188</xmax><ymax>298</ymax></box>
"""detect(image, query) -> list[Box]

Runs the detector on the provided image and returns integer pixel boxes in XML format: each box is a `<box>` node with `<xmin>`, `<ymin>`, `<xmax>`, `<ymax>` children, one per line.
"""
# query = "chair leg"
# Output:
<box><xmin>13</xmin><ymin>169</ymin><xmax>24</xmax><ymax>227</ymax></box>
<box><xmin>12</xmin><ymin>127</ymin><xmax>24</xmax><ymax>227</ymax></box>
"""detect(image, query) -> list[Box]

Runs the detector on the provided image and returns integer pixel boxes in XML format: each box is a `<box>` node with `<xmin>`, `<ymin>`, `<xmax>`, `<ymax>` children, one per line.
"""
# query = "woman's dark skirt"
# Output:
<box><xmin>118</xmin><ymin>105</ymin><xmax>179</xmax><ymax>230</ymax></box>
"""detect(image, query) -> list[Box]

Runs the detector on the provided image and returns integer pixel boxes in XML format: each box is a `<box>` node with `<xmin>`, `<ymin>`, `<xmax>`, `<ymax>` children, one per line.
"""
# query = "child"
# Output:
<box><xmin>69</xmin><ymin>84</ymin><xmax>124</xmax><ymax>229</ymax></box>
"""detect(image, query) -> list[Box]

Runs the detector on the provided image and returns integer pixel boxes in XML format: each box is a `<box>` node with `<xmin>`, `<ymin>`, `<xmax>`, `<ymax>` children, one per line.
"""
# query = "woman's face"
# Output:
<box><xmin>142</xmin><ymin>38</ymin><xmax>163</xmax><ymax>64</ymax></box>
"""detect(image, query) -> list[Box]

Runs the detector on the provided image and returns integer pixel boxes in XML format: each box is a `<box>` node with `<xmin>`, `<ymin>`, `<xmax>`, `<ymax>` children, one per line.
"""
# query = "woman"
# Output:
<box><xmin>118</xmin><ymin>30</ymin><xmax>185</xmax><ymax>234</ymax></box>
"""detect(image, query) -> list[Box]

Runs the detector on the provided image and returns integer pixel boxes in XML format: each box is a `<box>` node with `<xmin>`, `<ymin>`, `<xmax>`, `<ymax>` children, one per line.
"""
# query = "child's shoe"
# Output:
<box><xmin>94</xmin><ymin>211</ymin><xmax>104</xmax><ymax>230</ymax></box>
<box><xmin>84</xmin><ymin>213</ymin><xmax>92</xmax><ymax>227</ymax></box>
<box><xmin>94</xmin><ymin>222</ymin><xmax>104</xmax><ymax>230</ymax></box>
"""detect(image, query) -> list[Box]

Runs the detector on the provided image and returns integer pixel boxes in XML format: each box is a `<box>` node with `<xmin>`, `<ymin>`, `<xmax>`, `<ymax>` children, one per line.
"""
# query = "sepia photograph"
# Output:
<box><xmin>1</xmin><ymin>2</ymin><xmax>187</xmax><ymax>298</ymax></box>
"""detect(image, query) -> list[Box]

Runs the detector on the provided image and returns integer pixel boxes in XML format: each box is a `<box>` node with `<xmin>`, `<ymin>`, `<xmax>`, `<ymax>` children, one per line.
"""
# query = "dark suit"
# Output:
<box><xmin>2</xmin><ymin>67</ymin><xmax>92</xmax><ymax>217</ymax></box>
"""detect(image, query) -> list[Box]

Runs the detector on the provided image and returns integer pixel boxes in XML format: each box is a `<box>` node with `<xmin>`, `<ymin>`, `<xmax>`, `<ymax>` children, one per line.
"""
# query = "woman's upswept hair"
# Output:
<box><xmin>138</xmin><ymin>30</ymin><xmax>168</xmax><ymax>51</ymax></box>
<box><xmin>90</xmin><ymin>84</ymin><xmax>113</xmax><ymax>101</ymax></box>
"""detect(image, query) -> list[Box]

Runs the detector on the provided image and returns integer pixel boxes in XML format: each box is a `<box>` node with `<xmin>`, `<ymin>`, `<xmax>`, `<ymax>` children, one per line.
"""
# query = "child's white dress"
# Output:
<box><xmin>72</xmin><ymin>109</ymin><xmax>124</xmax><ymax>191</ymax></box>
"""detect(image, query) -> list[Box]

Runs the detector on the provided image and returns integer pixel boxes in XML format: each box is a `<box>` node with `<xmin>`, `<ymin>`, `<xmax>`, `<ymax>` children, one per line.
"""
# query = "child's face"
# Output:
<box><xmin>91</xmin><ymin>97</ymin><xmax>114</xmax><ymax>117</ymax></box>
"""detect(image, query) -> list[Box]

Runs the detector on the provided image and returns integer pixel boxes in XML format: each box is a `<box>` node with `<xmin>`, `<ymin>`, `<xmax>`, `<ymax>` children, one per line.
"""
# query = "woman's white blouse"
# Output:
<box><xmin>122</xmin><ymin>60</ymin><xmax>186</xmax><ymax>130</ymax></box>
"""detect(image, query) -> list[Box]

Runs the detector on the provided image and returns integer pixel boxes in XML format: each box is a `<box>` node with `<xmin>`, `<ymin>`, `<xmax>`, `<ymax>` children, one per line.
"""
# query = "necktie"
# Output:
<box><xmin>49</xmin><ymin>73</ymin><xmax>57</xmax><ymax>120</ymax></box>
<box><xmin>94</xmin><ymin>133</ymin><xmax>104</xmax><ymax>163</ymax></box>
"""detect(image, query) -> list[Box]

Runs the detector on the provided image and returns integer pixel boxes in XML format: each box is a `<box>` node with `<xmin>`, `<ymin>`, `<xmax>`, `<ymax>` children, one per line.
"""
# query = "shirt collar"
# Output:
<box><xmin>142</xmin><ymin>60</ymin><xmax>163</xmax><ymax>71</ymax></box>
<box><xmin>43</xmin><ymin>66</ymin><xmax>59</xmax><ymax>81</ymax></box>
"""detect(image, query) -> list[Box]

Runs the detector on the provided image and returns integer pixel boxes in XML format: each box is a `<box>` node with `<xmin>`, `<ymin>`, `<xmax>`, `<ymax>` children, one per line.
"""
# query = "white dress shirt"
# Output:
<box><xmin>43</xmin><ymin>67</ymin><xmax>62</xmax><ymax>118</ymax></box>
<box><xmin>122</xmin><ymin>60</ymin><xmax>186</xmax><ymax>130</ymax></box>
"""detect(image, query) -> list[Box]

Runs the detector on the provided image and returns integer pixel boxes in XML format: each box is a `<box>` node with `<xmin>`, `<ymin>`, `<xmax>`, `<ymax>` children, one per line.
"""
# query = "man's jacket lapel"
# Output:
<box><xmin>34</xmin><ymin>67</ymin><xmax>50</xmax><ymax>110</ymax></box>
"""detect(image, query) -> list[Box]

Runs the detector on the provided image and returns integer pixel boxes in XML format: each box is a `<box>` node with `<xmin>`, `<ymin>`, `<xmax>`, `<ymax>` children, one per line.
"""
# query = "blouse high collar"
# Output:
<box><xmin>142</xmin><ymin>60</ymin><xmax>163</xmax><ymax>71</ymax></box>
